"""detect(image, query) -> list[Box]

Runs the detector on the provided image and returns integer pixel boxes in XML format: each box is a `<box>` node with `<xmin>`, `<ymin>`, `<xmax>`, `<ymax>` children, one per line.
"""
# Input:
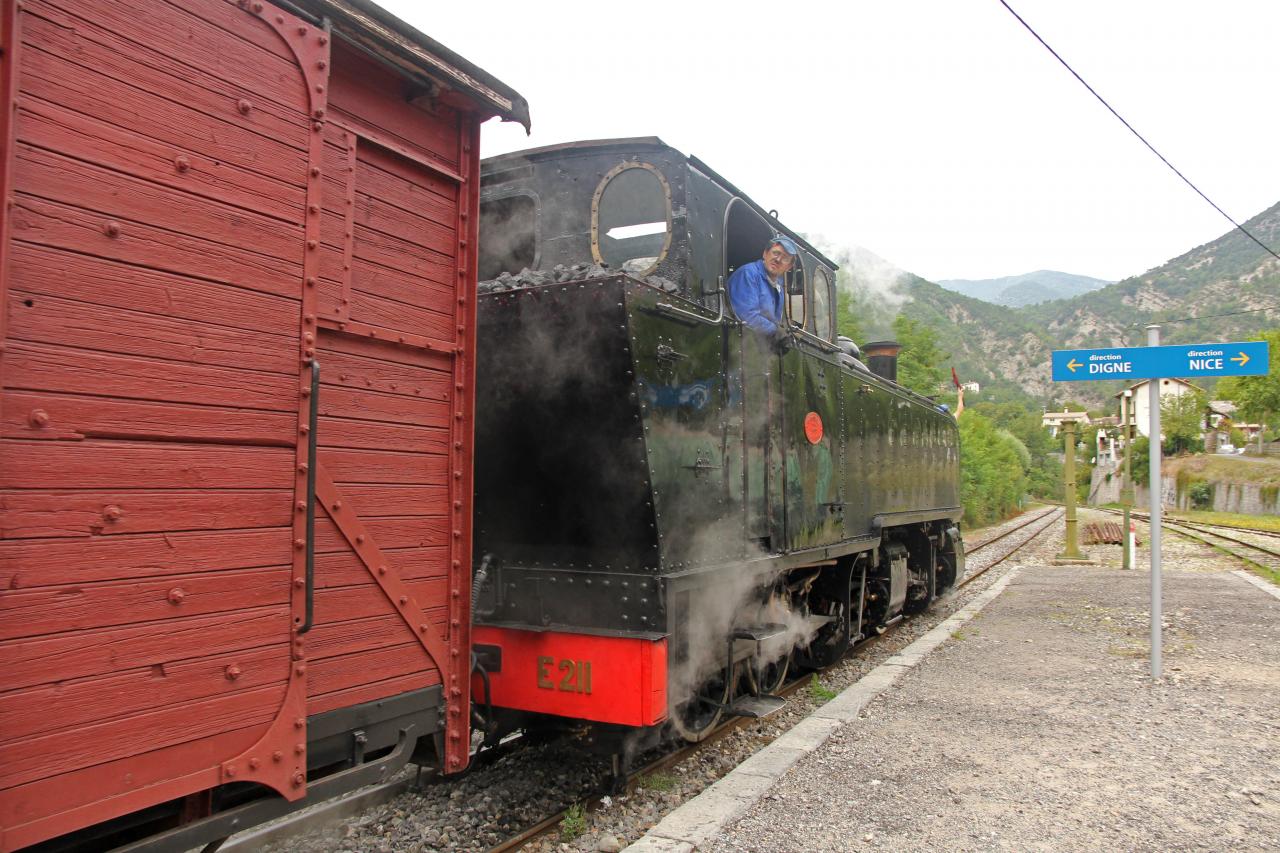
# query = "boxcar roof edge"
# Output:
<box><xmin>287</xmin><ymin>0</ymin><xmax>531</xmax><ymax>130</ymax></box>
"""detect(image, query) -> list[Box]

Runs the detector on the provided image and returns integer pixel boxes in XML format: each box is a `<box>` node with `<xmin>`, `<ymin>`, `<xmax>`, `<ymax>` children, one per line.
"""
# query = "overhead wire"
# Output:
<box><xmin>997</xmin><ymin>0</ymin><xmax>1280</xmax><ymax>326</ymax></box>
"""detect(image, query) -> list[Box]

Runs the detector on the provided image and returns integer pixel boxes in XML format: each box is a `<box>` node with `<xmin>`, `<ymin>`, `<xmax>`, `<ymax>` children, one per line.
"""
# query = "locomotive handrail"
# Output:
<box><xmin>300</xmin><ymin>358</ymin><xmax>320</xmax><ymax>634</ymax></box>
<box><xmin>653</xmin><ymin>300</ymin><xmax>721</xmax><ymax>326</ymax></box>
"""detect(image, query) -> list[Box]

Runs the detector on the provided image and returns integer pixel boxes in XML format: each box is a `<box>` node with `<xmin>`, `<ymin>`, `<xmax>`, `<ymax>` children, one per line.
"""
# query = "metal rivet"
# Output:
<box><xmin>294</xmin><ymin>577</ymin><xmax>305</xmax><ymax>588</ymax></box>
<box><xmin>226</xmin><ymin>665</ymin><xmax>242</xmax><ymax>681</ymax></box>
<box><xmin>28</xmin><ymin>409</ymin><xmax>49</xmax><ymax>428</ymax></box>
<box><xmin>237</xmin><ymin>99</ymin><xmax>252</xmax><ymax>115</ymax></box>
<box><xmin>103</xmin><ymin>504</ymin><xmax>124</xmax><ymax>522</ymax></box>
<box><xmin>103</xmin><ymin>220</ymin><xmax>120</xmax><ymax>238</ymax></box>
<box><xmin>174</xmin><ymin>155</ymin><xmax>190</xmax><ymax>172</ymax></box>
<box><xmin>167</xmin><ymin>588</ymin><xmax>185</xmax><ymax>604</ymax></box>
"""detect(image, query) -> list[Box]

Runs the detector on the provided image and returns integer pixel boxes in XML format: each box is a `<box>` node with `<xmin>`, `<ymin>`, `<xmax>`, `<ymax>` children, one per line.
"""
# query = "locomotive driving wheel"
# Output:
<box><xmin>671</xmin><ymin>664</ymin><xmax>734</xmax><ymax>743</ymax></box>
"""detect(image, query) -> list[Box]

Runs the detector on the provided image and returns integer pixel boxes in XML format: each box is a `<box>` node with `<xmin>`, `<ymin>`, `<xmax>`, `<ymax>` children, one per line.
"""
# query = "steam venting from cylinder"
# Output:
<box><xmin>863</xmin><ymin>340</ymin><xmax>902</xmax><ymax>384</ymax></box>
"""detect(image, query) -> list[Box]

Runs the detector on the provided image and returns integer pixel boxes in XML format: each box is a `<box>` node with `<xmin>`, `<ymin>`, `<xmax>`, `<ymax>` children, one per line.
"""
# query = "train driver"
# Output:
<box><xmin>728</xmin><ymin>235</ymin><xmax>799</xmax><ymax>348</ymax></box>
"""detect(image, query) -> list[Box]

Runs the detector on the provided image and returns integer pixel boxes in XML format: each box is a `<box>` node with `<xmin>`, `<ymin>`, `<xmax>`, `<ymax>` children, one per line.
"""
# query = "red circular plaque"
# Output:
<box><xmin>804</xmin><ymin>411</ymin><xmax>823</xmax><ymax>444</ymax></box>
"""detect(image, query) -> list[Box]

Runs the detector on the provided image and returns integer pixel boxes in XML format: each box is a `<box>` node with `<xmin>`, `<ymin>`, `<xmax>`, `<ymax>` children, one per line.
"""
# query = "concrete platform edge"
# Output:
<box><xmin>624</xmin><ymin>568</ymin><xmax>1022</xmax><ymax>851</ymax></box>
<box><xmin>1231</xmin><ymin>569</ymin><xmax>1280</xmax><ymax>601</ymax></box>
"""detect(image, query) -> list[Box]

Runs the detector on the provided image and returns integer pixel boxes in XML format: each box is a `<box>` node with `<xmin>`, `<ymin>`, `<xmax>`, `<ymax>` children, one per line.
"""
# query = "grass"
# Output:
<box><xmin>559</xmin><ymin>803</ymin><xmax>586</xmax><ymax>841</ymax></box>
<box><xmin>808</xmin><ymin>674</ymin><xmax>837</xmax><ymax>703</ymax></box>
<box><xmin>1164</xmin><ymin>454</ymin><xmax>1280</xmax><ymax>487</ymax></box>
<box><xmin>637</xmin><ymin>771</ymin><xmax>677</xmax><ymax>792</ymax></box>
<box><xmin>1164</xmin><ymin>508</ymin><xmax>1280</xmax><ymax>534</ymax></box>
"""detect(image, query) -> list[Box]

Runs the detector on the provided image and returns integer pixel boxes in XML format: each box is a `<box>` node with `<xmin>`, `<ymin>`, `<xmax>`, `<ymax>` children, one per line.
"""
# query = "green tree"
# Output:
<box><xmin>1161</xmin><ymin>390</ymin><xmax>1206</xmax><ymax>455</ymax></box>
<box><xmin>891</xmin><ymin>314</ymin><xmax>947</xmax><ymax>396</ymax></box>
<box><xmin>1216</xmin><ymin>328</ymin><xmax>1280</xmax><ymax>437</ymax></box>
<box><xmin>958</xmin><ymin>410</ymin><xmax>1030</xmax><ymax>526</ymax></box>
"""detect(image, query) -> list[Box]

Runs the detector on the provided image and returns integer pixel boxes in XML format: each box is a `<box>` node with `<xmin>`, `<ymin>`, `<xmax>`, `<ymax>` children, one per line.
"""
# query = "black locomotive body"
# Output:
<box><xmin>470</xmin><ymin>138</ymin><xmax>964</xmax><ymax>744</ymax></box>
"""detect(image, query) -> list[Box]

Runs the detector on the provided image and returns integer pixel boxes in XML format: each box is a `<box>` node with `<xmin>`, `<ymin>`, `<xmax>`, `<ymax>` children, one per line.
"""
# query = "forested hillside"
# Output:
<box><xmin>838</xmin><ymin>200</ymin><xmax>1280</xmax><ymax>407</ymax></box>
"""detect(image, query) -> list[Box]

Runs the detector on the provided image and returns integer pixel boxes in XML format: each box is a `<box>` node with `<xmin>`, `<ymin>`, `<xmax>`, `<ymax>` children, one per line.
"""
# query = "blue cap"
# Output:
<box><xmin>770</xmin><ymin>235</ymin><xmax>800</xmax><ymax>256</ymax></box>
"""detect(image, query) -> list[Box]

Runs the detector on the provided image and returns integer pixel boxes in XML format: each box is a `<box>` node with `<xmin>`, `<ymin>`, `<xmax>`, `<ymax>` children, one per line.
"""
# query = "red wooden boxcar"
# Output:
<box><xmin>0</xmin><ymin>1</ymin><xmax>526</xmax><ymax>849</ymax></box>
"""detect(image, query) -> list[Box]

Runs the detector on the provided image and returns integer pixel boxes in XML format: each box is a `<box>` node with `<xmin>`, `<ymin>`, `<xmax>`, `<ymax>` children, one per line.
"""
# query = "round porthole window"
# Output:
<box><xmin>591</xmin><ymin>162</ymin><xmax>672</xmax><ymax>276</ymax></box>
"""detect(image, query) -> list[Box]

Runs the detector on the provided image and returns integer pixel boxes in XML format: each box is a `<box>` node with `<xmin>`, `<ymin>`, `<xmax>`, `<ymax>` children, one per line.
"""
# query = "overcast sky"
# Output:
<box><xmin>382</xmin><ymin>0</ymin><xmax>1280</xmax><ymax>284</ymax></box>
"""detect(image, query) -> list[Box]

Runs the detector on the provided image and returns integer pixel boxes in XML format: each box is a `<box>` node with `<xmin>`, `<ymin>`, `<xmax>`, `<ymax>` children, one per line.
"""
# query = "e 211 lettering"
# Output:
<box><xmin>536</xmin><ymin>656</ymin><xmax>593</xmax><ymax>694</ymax></box>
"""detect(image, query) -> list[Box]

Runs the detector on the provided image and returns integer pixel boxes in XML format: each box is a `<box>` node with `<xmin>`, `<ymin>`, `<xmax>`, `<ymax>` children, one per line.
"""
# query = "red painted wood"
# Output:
<box><xmin>318</xmin><ymin>385</ymin><xmax>450</xmax><ymax>429</ymax></box>
<box><xmin>0</xmin><ymin>564</ymin><xmax>292</xmax><ymax>641</ymax></box>
<box><xmin>350</xmin><ymin>164</ymin><xmax>457</xmax><ymax>248</ymax></box>
<box><xmin>321</xmin><ymin>447</ymin><xmax>448</xmax><ymax>485</ymax></box>
<box><xmin>350</xmin><ymin>253</ymin><xmax>455</xmax><ymax>305</ymax></box>
<box><xmin>3</xmin><ymin>389</ymin><xmax>295</xmax><ymax>445</ymax></box>
<box><xmin>319</xmin><ymin>346</ymin><xmax>451</xmax><ymax>402</ymax></box>
<box><xmin>316</xmin><ymin>415</ymin><xmax>449</xmax><ymax>454</ymax></box>
<box><xmin>319</xmin><ymin>326</ymin><xmax>454</xmax><ymax>371</ymax></box>
<box><xmin>1</xmin><ymin>727</ymin><xmax>254</xmax><ymax>848</ymax></box>
<box><xmin>0</xmin><ymin>440</ymin><xmax>294</xmax><ymax>490</ymax></box>
<box><xmin>9</xmin><ymin>291</ymin><xmax>297</xmax><ymax>375</ymax></box>
<box><xmin>30</xmin><ymin>0</ymin><xmax>306</xmax><ymax>112</ymax></box>
<box><xmin>313</xmin><ymin>546</ymin><xmax>448</xmax><ymax>590</ymax></box>
<box><xmin>307</xmin><ymin>641</ymin><xmax>433</xmax><ymax>698</ymax></box>
<box><xmin>11</xmin><ymin>195</ymin><xmax>302</xmax><ymax>298</ymax></box>
<box><xmin>18</xmin><ymin>96</ymin><xmax>303</xmax><ymax>222</ymax></box>
<box><xmin>5</xmin><ymin>341</ymin><xmax>296</xmax><ymax>412</ymax></box>
<box><xmin>350</xmin><ymin>290</ymin><xmax>454</xmax><ymax>341</ymax></box>
<box><xmin>10</xmin><ymin>243</ymin><xmax>301</xmax><ymax>337</ymax></box>
<box><xmin>0</xmin><ymin>606</ymin><xmax>290</xmax><ymax>693</ymax></box>
<box><xmin>350</xmin><ymin>220</ymin><xmax>455</xmax><ymax>282</ymax></box>
<box><xmin>0</xmin><ymin>642</ymin><xmax>286</xmax><ymax>744</ymax></box>
<box><xmin>314</xmin><ymin>516</ymin><xmax>450</xmax><ymax>552</ymax></box>
<box><xmin>327</xmin><ymin>42</ymin><xmax>459</xmax><ymax>168</ymax></box>
<box><xmin>0</xmin><ymin>487</ymin><xmax>290</xmax><ymax>540</ymax></box>
<box><xmin>328</xmin><ymin>484</ymin><xmax>449</xmax><ymax>515</ymax></box>
<box><xmin>306</xmin><ymin>612</ymin><xmax>418</xmax><ymax>660</ymax></box>
<box><xmin>354</xmin><ymin>141</ymin><xmax>457</xmax><ymax>217</ymax></box>
<box><xmin>21</xmin><ymin>7</ymin><xmax>308</xmax><ymax>150</ymax></box>
<box><xmin>18</xmin><ymin>39</ymin><xmax>306</xmax><ymax>185</ymax></box>
<box><xmin>0</xmin><ymin>680</ymin><xmax>288</xmax><ymax>789</ymax></box>
<box><xmin>13</xmin><ymin>144</ymin><xmax>304</xmax><ymax>270</ymax></box>
<box><xmin>1</xmin><ymin>527</ymin><xmax>293</xmax><ymax>589</ymax></box>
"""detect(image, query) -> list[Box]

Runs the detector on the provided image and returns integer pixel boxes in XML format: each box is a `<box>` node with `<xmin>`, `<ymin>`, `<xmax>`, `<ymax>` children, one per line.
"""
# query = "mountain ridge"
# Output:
<box><xmin>937</xmin><ymin>270</ymin><xmax>1112</xmax><ymax>308</ymax></box>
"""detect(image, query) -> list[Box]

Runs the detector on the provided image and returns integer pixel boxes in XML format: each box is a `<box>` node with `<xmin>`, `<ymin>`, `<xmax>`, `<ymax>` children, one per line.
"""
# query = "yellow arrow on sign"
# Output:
<box><xmin>1231</xmin><ymin>352</ymin><xmax>1250</xmax><ymax>367</ymax></box>
<box><xmin>1067</xmin><ymin>358</ymin><xmax>1083</xmax><ymax>372</ymax></box>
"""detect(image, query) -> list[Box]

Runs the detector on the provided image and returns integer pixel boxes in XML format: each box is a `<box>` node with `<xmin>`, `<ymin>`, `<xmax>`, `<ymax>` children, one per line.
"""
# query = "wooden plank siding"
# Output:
<box><xmin>0</xmin><ymin>1</ymin><xmax>314</xmax><ymax>847</ymax></box>
<box><xmin>0</xmin><ymin>0</ymin><xmax>484</xmax><ymax>846</ymax></box>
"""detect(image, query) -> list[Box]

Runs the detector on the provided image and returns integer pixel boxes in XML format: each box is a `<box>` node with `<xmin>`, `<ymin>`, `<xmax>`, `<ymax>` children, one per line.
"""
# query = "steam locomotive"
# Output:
<box><xmin>469</xmin><ymin>138</ymin><xmax>965</xmax><ymax>753</ymax></box>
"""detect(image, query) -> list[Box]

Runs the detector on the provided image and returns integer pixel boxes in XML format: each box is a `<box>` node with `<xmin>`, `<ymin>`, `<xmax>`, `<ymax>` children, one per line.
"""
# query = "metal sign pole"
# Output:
<box><xmin>1147</xmin><ymin>324</ymin><xmax>1163</xmax><ymax>679</ymax></box>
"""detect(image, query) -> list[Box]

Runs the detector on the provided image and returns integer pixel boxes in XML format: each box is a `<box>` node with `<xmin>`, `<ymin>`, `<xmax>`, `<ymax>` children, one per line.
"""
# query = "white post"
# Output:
<box><xmin>1147</xmin><ymin>324</ymin><xmax>1163</xmax><ymax>679</ymax></box>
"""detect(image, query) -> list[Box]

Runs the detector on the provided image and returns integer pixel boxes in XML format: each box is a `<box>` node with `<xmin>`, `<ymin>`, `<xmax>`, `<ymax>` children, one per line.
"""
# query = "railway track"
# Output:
<box><xmin>1098</xmin><ymin>508</ymin><xmax>1280</xmax><ymax>578</ymax></box>
<box><xmin>235</xmin><ymin>508</ymin><xmax>1062</xmax><ymax>853</ymax></box>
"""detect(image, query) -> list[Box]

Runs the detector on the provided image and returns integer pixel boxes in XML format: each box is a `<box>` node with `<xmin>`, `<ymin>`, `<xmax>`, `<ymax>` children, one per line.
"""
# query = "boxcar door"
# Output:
<box><xmin>0</xmin><ymin>2</ymin><xmax>323</xmax><ymax>846</ymax></box>
<box><xmin>307</xmin><ymin>43</ymin><xmax>475</xmax><ymax>775</ymax></box>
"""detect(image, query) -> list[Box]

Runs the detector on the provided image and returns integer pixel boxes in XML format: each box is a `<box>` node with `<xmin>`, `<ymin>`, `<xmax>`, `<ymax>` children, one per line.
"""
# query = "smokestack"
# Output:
<box><xmin>863</xmin><ymin>340</ymin><xmax>902</xmax><ymax>383</ymax></box>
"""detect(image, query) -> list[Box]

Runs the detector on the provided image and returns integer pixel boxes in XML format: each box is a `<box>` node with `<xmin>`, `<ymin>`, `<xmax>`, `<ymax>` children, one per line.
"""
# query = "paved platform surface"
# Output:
<box><xmin>630</xmin><ymin>560</ymin><xmax>1280</xmax><ymax>852</ymax></box>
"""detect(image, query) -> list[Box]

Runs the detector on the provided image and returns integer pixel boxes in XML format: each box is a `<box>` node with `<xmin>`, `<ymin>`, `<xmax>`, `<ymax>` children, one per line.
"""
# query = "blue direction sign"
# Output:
<box><xmin>1052</xmin><ymin>340</ymin><xmax>1270</xmax><ymax>382</ymax></box>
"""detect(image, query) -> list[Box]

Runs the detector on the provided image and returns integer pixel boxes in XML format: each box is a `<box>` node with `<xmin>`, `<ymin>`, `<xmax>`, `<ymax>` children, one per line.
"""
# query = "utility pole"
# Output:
<box><xmin>1147</xmin><ymin>324</ymin><xmax>1163</xmax><ymax>679</ymax></box>
<box><xmin>1121</xmin><ymin>389</ymin><xmax>1135</xmax><ymax>570</ymax></box>
<box><xmin>1058</xmin><ymin>418</ymin><xmax>1086</xmax><ymax>561</ymax></box>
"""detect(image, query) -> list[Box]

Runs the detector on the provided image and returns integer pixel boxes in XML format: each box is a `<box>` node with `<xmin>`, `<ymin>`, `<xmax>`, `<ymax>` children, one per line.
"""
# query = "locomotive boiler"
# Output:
<box><xmin>469</xmin><ymin>138</ymin><xmax>965</xmax><ymax>750</ymax></box>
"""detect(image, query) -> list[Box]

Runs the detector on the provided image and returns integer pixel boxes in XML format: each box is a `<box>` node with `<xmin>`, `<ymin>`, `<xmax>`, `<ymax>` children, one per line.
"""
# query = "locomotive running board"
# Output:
<box><xmin>725</xmin><ymin>695</ymin><xmax>787</xmax><ymax>719</ymax></box>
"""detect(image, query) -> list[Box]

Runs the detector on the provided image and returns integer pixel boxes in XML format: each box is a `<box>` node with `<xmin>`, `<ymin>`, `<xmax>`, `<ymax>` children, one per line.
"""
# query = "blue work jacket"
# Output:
<box><xmin>728</xmin><ymin>260</ymin><xmax>784</xmax><ymax>335</ymax></box>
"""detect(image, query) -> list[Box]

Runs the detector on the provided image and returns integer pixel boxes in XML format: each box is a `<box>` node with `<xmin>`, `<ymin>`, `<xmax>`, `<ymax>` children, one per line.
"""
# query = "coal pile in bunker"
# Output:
<box><xmin>478</xmin><ymin>263</ymin><xmax>681</xmax><ymax>294</ymax></box>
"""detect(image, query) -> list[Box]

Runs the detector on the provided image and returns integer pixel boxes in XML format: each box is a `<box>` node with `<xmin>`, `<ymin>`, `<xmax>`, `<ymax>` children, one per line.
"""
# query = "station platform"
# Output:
<box><xmin>626</xmin><ymin>543</ymin><xmax>1280</xmax><ymax>851</ymax></box>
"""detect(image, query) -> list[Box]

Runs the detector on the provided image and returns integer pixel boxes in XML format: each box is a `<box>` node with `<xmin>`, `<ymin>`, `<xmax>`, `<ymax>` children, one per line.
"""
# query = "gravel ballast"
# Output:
<box><xmin>700</xmin><ymin>512</ymin><xmax>1280</xmax><ymax>852</ymax></box>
